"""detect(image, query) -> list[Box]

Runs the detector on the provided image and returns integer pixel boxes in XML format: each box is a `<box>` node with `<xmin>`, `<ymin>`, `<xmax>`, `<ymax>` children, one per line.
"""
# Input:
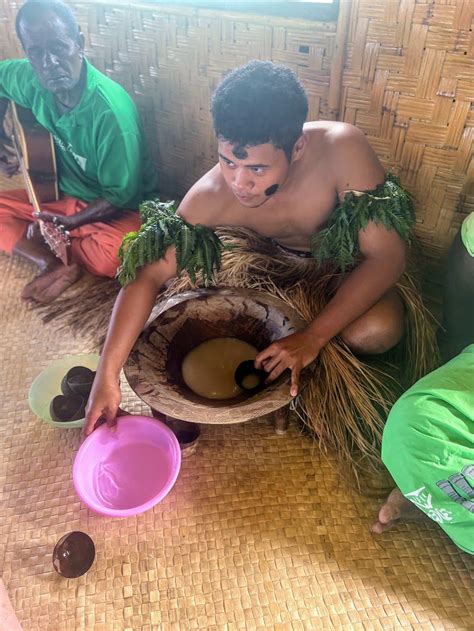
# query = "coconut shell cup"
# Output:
<box><xmin>52</xmin><ymin>531</ymin><xmax>95</xmax><ymax>578</ymax></box>
<box><xmin>50</xmin><ymin>394</ymin><xmax>87</xmax><ymax>423</ymax></box>
<box><xmin>234</xmin><ymin>360</ymin><xmax>268</xmax><ymax>394</ymax></box>
<box><xmin>61</xmin><ymin>366</ymin><xmax>96</xmax><ymax>397</ymax></box>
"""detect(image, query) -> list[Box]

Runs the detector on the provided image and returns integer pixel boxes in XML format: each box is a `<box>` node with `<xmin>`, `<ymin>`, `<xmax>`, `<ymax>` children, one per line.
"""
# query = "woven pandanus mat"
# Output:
<box><xmin>0</xmin><ymin>252</ymin><xmax>473</xmax><ymax>630</ymax></box>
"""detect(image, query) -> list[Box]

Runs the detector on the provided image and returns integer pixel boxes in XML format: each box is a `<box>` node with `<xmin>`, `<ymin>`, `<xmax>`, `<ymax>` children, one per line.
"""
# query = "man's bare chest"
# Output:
<box><xmin>222</xmin><ymin>187</ymin><xmax>338</xmax><ymax>248</ymax></box>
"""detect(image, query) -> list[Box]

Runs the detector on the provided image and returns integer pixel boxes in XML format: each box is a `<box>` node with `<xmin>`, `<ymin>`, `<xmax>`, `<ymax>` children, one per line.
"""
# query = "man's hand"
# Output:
<box><xmin>36</xmin><ymin>198</ymin><xmax>119</xmax><ymax>231</ymax></box>
<box><xmin>255</xmin><ymin>329</ymin><xmax>321</xmax><ymax>397</ymax></box>
<box><xmin>0</xmin><ymin>135</ymin><xmax>19</xmax><ymax>177</ymax></box>
<box><xmin>84</xmin><ymin>373</ymin><xmax>122</xmax><ymax>436</ymax></box>
<box><xmin>35</xmin><ymin>211</ymin><xmax>78</xmax><ymax>232</ymax></box>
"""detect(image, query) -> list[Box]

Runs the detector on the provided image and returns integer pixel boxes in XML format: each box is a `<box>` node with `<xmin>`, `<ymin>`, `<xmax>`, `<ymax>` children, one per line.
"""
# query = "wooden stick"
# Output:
<box><xmin>328</xmin><ymin>0</ymin><xmax>352</xmax><ymax>120</ymax></box>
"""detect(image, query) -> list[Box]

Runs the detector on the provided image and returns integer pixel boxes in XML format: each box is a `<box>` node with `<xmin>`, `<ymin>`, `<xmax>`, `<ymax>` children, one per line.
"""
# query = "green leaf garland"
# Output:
<box><xmin>117</xmin><ymin>199</ymin><xmax>224</xmax><ymax>287</ymax></box>
<box><xmin>311</xmin><ymin>173</ymin><xmax>416</xmax><ymax>271</ymax></box>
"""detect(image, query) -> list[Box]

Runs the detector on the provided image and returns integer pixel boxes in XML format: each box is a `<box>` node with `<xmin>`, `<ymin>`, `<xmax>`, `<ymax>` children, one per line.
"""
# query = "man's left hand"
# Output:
<box><xmin>254</xmin><ymin>330</ymin><xmax>321</xmax><ymax>398</ymax></box>
<box><xmin>35</xmin><ymin>211</ymin><xmax>79</xmax><ymax>232</ymax></box>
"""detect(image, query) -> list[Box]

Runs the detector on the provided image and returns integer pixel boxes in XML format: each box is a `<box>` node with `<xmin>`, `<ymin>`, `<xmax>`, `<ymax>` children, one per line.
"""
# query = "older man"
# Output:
<box><xmin>0</xmin><ymin>0</ymin><xmax>157</xmax><ymax>302</ymax></box>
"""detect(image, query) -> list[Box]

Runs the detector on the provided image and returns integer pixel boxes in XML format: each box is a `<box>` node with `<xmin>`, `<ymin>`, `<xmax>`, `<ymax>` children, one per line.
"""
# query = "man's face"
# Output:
<box><xmin>19</xmin><ymin>11</ymin><xmax>84</xmax><ymax>95</ymax></box>
<box><xmin>218</xmin><ymin>139</ymin><xmax>291</xmax><ymax>208</ymax></box>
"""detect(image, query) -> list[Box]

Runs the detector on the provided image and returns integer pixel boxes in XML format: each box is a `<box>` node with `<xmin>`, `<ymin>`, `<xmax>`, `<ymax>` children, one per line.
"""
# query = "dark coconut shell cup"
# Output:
<box><xmin>52</xmin><ymin>531</ymin><xmax>95</xmax><ymax>578</ymax></box>
<box><xmin>61</xmin><ymin>366</ymin><xmax>96</xmax><ymax>397</ymax></box>
<box><xmin>234</xmin><ymin>360</ymin><xmax>268</xmax><ymax>394</ymax></box>
<box><xmin>50</xmin><ymin>394</ymin><xmax>86</xmax><ymax>423</ymax></box>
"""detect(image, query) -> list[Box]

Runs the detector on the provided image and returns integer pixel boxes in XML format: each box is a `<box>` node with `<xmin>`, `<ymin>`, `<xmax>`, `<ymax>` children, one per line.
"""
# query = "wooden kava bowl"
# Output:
<box><xmin>124</xmin><ymin>289</ymin><xmax>309</xmax><ymax>424</ymax></box>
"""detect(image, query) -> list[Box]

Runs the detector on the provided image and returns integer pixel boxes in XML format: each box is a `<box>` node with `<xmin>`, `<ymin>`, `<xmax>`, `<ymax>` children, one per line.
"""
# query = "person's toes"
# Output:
<box><xmin>371</xmin><ymin>518</ymin><xmax>395</xmax><ymax>534</ymax></box>
<box><xmin>371</xmin><ymin>520</ymin><xmax>382</xmax><ymax>534</ymax></box>
<box><xmin>378</xmin><ymin>501</ymin><xmax>401</xmax><ymax>525</ymax></box>
<box><xmin>370</xmin><ymin>502</ymin><xmax>400</xmax><ymax>535</ymax></box>
<box><xmin>21</xmin><ymin>280</ymin><xmax>37</xmax><ymax>300</ymax></box>
<box><xmin>371</xmin><ymin>488</ymin><xmax>407</xmax><ymax>535</ymax></box>
<box><xmin>22</xmin><ymin>278</ymin><xmax>48</xmax><ymax>302</ymax></box>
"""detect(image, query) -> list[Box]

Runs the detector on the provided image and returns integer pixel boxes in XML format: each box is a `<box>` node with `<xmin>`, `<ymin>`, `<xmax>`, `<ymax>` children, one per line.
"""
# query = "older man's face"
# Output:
<box><xmin>19</xmin><ymin>10</ymin><xmax>84</xmax><ymax>95</ymax></box>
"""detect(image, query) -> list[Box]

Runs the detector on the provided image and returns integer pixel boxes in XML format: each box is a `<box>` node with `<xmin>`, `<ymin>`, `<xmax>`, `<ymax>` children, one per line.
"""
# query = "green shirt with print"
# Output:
<box><xmin>0</xmin><ymin>58</ymin><xmax>157</xmax><ymax>209</ymax></box>
<box><xmin>382</xmin><ymin>345</ymin><xmax>474</xmax><ymax>555</ymax></box>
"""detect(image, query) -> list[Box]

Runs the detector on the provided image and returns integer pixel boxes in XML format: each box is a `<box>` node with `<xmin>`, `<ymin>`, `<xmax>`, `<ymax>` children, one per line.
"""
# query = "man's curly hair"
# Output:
<box><xmin>211</xmin><ymin>60</ymin><xmax>308</xmax><ymax>161</ymax></box>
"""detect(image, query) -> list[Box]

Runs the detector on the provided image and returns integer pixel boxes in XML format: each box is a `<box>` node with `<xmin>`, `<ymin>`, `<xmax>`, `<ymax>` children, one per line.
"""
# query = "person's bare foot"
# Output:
<box><xmin>21</xmin><ymin>263</ymin><xmax>82</xmax><ymax>303</ymax></box>
<box><xmin>372</xmin><ymin>487</ymin><xmax>427</xmax><ymax>534</ymax></box>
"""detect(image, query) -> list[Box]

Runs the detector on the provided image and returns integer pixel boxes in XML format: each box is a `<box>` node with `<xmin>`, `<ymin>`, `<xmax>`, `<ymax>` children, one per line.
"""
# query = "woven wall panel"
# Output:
<box><xmin>341</xmin><ymin>0</ymin><xmax>474</xmax><ymax>261</ymax></box>
<box><xmin>0</xmin><ymin>1</ymin><xmax>21</xmax><ymax>58</ymax></box>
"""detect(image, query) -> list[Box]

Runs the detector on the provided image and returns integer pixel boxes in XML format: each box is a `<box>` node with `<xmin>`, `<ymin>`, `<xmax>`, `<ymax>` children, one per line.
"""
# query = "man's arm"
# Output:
<box><xmin>0</xmin><ymin>60</ymin><xmax>37</xmax><ymax>176</ymax></box>
<box><xmin>256</xmin><ymin>224</ymin><xmax>406</xmax><ymax>395</ymax></box>
<box><xmin>84</xmin><ymin>248</ymin><xmax>178</xmax><ymax>435</ymax></box>
<box><xmin>36</xmin><ymin>197</ymin><xmax>119</xmax><ymax>230</ymax></box>
<box><xmin>84</xmin><ymin>180</ymin><xmax>218</xmax><ymax>435</ymax></box>
<box><xmin>307</xmin><ymin>123</ymin><xmax>406</xmax><ymax>342</ymax></box>
<box><xmin>304</xmin><ymin>223</ymin><xmax>406</xmax><ymax>345</ymax></box>
<box><xmin>331</xmin><ymin>123</ymin><xmax>385</xmax><ymax>196</ymax></box>
<box><xmin>256</xmin><ymin>124</ymin><xmax>406</xmax><ymax>394</ymax></box>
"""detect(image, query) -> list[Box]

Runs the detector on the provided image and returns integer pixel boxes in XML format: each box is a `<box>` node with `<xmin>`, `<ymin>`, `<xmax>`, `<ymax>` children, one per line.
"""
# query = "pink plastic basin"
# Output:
<box><xmin>73</xmin><ymin>415</ymin><xmax>181</xmax><ymax>517</ymax></box>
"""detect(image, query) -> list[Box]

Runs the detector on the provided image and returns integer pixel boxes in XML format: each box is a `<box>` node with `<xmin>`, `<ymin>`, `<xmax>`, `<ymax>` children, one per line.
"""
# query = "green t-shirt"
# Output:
<box><xmin>0</xmin><ymin>58</ymin><xmax>157</xmax><ymax>209</ymax></box>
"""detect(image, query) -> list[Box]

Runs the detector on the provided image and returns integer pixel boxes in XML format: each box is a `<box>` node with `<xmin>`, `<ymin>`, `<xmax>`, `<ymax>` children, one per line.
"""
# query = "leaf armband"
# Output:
<box><xmin>117</xmin><ymin>199</ymin><xmax>224</xmax><ymax>286</ymax></box>
<box><xmin>310</xmin><ymin>173</ymin><xmax>416</xmax><ymax>271</ymax></box>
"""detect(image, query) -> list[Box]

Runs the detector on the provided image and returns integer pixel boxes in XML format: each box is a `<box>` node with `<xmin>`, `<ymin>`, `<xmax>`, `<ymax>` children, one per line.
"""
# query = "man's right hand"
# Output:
<box><xmin>83</xmin><ymin>252</ymin><xmax>179</xmax><ymax>438</ymax></box>
<box><xmin>0</xmin><ymin>135</ymin><xmax>19</xmax><ymax>177</ymax></box>
<box><xmin>84</xmin><ymin>373</ymin><xmax>122</xmax><ymax>436</ymax></box>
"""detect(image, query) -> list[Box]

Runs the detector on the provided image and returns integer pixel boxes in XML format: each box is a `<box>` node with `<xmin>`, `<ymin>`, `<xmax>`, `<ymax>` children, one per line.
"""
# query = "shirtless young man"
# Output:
<box><xmin>84</xmin><ymin>60</ymin><xmax>407</xmax><ymax>435</ymax></box>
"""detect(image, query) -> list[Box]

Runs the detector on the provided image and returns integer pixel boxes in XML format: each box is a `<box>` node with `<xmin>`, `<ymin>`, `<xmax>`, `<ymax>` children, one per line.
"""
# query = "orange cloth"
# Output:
<box><xmin>0</xmin><ymin>189</ymin><xmax>141</xmax><ymax>277</ymax></box>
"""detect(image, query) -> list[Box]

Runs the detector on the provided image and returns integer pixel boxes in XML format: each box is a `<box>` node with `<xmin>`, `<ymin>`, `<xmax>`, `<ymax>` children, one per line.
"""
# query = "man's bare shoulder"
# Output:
<box><xmin>305</xmin><ymin>121</ymin><xmax>385</xmax><ymax>194</ymax></box>
<box><xmin>304</xmin><ymin>120</ymin><xmax>369</xmax><ymax>148</ymax></box>
<box><xmin>177</xmin><ymin>165</ymin><xmax>232</xmax><ymax>227</ymax></box>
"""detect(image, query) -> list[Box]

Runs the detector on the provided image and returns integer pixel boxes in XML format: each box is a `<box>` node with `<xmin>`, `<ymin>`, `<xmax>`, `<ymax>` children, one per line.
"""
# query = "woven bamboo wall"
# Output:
<box><xmin>0</xmin><ymin>0</ymin><xmax>472</xmax><ymax>263</ymax></box>
<box><xmin>341</xmin><ymin>0</ymin><xmax>473</xmax><ymax>261</ymax></box>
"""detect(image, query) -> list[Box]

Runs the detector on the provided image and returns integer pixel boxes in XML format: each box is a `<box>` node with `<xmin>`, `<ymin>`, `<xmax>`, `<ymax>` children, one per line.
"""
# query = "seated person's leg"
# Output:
<box><xmin>71</xmin><ymin>210</ymin><xmax>141</xmax><ymax>278</ymax></box>
<box><xmin>340</xmin><ymin>288</ymin><xmax>404</xmax><ymax>354</ymax></box>
<box><xmin>374</xmin><ymin>346</ymin><xmax>474</xmax><ymax>555</ymax></box>
<box><xmin>0</xmin><ymin>188</ymin><xmax>43</xmax><ymax>254</ymax></box>
<box><xmin>3</xmin><ymin>192</ymin><xmax>84</xmax><ymax>302</ymax></box>
<box><xmin>438</xmin><ymin>219</ymin><xmax>474</xmax><ymax>362</ymax></box>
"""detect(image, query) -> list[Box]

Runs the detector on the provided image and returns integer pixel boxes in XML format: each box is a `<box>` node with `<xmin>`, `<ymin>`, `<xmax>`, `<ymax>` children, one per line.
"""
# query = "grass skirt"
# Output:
<box><xmin>162</xmin><ymin>228</ymin><xmax>440</xmax><ymax>489</ymax></box>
